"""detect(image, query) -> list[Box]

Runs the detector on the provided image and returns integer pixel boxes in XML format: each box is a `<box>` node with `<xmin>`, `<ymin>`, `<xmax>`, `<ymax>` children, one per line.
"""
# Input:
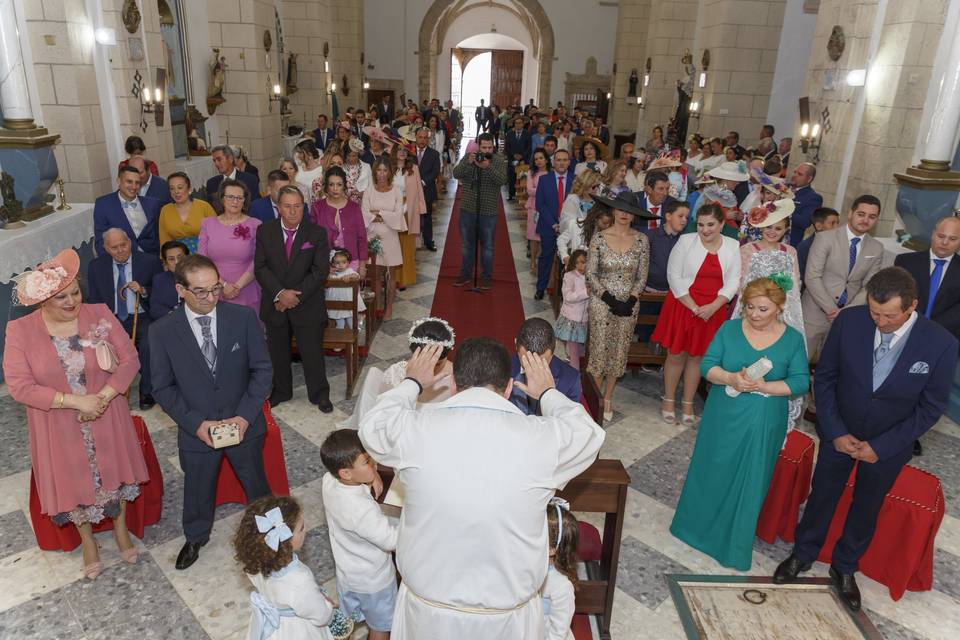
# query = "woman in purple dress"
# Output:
<box><xmin>198</xmin><ymin>178</ymin><xmax>262</xmax><ymax>312</ymax></box>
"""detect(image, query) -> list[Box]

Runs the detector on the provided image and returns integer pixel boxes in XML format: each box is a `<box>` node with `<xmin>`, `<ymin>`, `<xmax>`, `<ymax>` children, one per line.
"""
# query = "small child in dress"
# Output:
<box><xmin>326</xmin><ymin>249</ymin><xmax>366</xmax><ymax>329</ymax></box>
<box><xmin>555</xmin><ymin>249</ymin><xmax>589</xmax><ymax>369</ymax></box>
<box><xmin>320</xmin><ymin>430</ymin><xmax>398</xmax><ymax>640</ymax></box>
<box><xmin>542</xmin><ymin>497</ymin><xmax>579</xmax><ymax>640</ymax></box>
<box><xmin>234</xmin><ymin>495</ymin><xmax>336</xmax><ymax>640</ymax></box>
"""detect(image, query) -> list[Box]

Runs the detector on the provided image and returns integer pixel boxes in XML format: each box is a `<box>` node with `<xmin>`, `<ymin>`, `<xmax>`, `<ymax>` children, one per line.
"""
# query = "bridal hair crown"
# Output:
<box><xmin>407</xmin><ymin>316</ymin><xmax>456</xmax><ymax>348</ymax></box>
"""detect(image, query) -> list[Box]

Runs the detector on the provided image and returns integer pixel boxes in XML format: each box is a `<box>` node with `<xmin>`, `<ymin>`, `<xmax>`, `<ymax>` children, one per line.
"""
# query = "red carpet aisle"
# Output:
<box><xmin>429</xmin><ymin>189</ymin><xmax>526</xmax><ymax>350</ymax></box>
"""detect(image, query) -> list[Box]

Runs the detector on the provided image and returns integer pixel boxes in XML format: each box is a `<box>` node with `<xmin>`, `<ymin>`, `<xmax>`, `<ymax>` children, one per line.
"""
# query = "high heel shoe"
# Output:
<box><xmin>83</xmin><ymin>561</ymin><xmax>103</xmax><ymax>580</ymax></box>
<box><xmin>603</xmin><ymin>400</ymin><xmax>614</xmax><ymax>422</ymax></box>
<box><xmin>120</xmin><ymin>545</ymin><xmax>139</xmax><ymax>564</ymax></box>
<box><xmin>681</xmin><ymin>401</ymin><xmax>698</xmax><ymax>427</ymax></box>
<box><xmin>660</xmin><ymin>396</ymin><xmax>676</xmax><ymax>425</ymax></box>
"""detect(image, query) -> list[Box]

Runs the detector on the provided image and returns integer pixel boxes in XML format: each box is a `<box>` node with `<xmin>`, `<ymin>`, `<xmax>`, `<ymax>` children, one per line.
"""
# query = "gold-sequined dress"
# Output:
<box><xmin>586</xmin><ymin>231</ymin><xmax>650</xmax><ymax>378</ymax></box>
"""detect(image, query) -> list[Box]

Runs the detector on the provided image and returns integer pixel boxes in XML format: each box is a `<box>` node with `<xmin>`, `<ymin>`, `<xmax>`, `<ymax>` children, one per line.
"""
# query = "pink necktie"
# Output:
<box><xmin>284</xmin><ymin>228</ymin><xmax>296</xmax><ymax>260</ymax></box>
<box><xmin>648</xmin><ymin>206</ymin><xmax>659</xmax><ymax>229</ymax></box>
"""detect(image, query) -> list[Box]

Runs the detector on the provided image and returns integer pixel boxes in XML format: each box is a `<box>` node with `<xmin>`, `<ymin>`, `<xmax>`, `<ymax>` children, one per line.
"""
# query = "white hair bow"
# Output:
<box><xmin>548</xmin><ymin>497</ymin><xmax>570</xmax><ymax>548</ymax></box>
<box><xmin>255</xmin><ymin>507</ymin><xmax>293</xmax><ymax>551</ymax></box>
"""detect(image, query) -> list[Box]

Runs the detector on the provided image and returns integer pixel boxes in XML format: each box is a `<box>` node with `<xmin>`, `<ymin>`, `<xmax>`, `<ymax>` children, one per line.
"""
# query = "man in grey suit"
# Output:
<box><xmin>803</xmin><ymin>194</ymin><xmax>884</xmax><ymax>361</ymax></box>
<box><xmin>802</xmin><ymin>194</ymin><xmax>884</xmax><ymax>420</ymax></box>
<box><xmin>150</xmin><ymin>254</ymin><xmax>273</xmax><ymax>570</ymax></box>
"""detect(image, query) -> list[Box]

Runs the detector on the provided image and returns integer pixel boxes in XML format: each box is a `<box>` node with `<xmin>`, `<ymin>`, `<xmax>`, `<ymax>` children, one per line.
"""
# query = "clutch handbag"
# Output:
<box><xmin>210</xmin><ymin>422</ymin><xmax>241</xmax><ymax>449</ymax></box>
<box><xmin>95</xmin><ymin>340</ymin><xmax>119</xmax><ymax>373</ymax></box>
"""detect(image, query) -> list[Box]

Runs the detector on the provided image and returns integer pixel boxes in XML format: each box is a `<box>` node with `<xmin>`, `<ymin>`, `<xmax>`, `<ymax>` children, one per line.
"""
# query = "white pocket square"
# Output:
<box><xmin>231</xmin><ymin>342</ymin><xmax>241</xmax><ymax>353</ymax></box>
<box><xmin>909</xmin><ymin>361</ymin><xmax>929</xmax><ymax>374</ymax></box>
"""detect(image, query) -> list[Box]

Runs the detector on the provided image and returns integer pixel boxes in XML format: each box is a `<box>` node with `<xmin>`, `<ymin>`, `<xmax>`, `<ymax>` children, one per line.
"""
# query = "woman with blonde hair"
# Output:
<box><xmin>557</xmin><ymin>170</ymin><xmax>602</xmax><ymax>264</ymax></box>
<box><xmin>391</xmin><ymin>143</ymin><xmax>427</xmax><ymax>287</ymax></box>
<box><xmin>362</xmin><ymin>157</ymin><xmax>406</xmax><ymax>319</ymax></box>
<box><xmin>601</xmin><ymin>160</ymin><xmax>629</xmax><ymax>195</ymax></box>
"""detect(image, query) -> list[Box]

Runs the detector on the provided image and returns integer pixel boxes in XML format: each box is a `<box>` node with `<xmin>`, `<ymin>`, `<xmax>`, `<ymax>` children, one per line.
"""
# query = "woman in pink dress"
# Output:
<box><xmin>311</xmin><ymin>166</ymin><xmax>368</xmax><ymax>276</ymax></box>
<box><xmin>3</xmin><ymin>249</ymin><xmax>149</xmax><ymax>580</ymax></box>
<box><xmin>199</xmin><ymin>179</ymin><xmax>262</xmax><ymax>313</ymax></box>
<box><xmin>526</xmin><ymin>147</ymin><xmax>550</xmax><ymax>274</ymax></box>
<box><xmin>362</xmin><ymin>157</ymin><xmax>406</xmax><ymax>320</ymax></box>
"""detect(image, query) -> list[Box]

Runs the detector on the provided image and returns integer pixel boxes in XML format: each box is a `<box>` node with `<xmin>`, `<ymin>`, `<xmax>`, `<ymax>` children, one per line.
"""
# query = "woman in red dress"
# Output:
<box><xmin>652</xmin><ymin>204</ymin><xmax>742</xmax><ymax>426</ymax></box>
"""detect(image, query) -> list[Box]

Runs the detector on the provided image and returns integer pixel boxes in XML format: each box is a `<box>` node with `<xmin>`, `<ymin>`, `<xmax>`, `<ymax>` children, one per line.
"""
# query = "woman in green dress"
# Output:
<box><xmin>670</xmin><ymin>276</ymin><xmax>809</xmax><ymax>570</ymax></box>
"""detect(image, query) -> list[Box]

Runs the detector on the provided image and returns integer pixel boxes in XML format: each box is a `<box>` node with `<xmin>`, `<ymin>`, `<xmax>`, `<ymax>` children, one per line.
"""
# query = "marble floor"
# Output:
<box><xmin>1</xmin><ymin>183</ymin><xmax>959</xmax><ymax>639</ymax></box>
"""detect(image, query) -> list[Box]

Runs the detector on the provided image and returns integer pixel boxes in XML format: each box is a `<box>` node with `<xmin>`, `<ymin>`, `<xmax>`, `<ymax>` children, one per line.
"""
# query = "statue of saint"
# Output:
<box><xmin>286</xmin><ymin>53</ymin><xmax>299</xmax><ymax>96</ymax></box>
<box><xmin>628</xmin><ymin>69</ymin><xmax>639</xmax><ymax>97</ymax></box>
<box><xmin>678</xmin><ymin>50</ymin><xmax>695</xmax><ymax>98</ymax></box>
<box><xmin>208</xmin><ymin>50</ymin><xmax>227</xmax><ymax>100</ymax></box>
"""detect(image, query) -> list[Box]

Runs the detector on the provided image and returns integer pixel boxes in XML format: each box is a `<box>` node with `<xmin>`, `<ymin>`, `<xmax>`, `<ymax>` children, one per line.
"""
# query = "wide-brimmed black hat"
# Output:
<box><xmin>593</xmin><ymin>190</ymin><xmax>659</xmax><ymax>220</ymax></box>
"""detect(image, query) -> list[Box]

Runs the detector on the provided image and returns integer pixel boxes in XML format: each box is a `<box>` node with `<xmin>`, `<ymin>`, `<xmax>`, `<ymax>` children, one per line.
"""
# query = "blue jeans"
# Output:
<box><xmin>459</xmin><ymin>210</ymin><xmax>497</xmax><ymax>281</ymax></box>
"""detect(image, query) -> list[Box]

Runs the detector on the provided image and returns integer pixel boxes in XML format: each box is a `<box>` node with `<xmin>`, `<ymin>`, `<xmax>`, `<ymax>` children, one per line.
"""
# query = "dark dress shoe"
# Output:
<box><xmin>913</xmin><ymin>439</ymin><xmax>923</xmax><ymax>456</ymax></box>
<box><xmin>773</xmin><ymin>554</ymin><xmax>811</xmax><ymax>584</ymax></box>
<box><xmin>138</xmin><ymin>395</ymin><xmax>155</xmax><ymax>410</ymax></box>
<box><xmin>176</xmin><ymin>541</ymin><xmax>205</xmax><ymax>570</ymax></box>
<box><xmin>534</xmin><ymin>290</ymin><xmax>545</xmax><ymax>300</ymax></box>
<box><xmin>318</xmin><ymin>399</ymin><xmax>334</xmax><ymax>413</ymax></box>
<box><xmin>269</xmin><ymin>395</ymin><xmax>290</xmax><ymax>409</ymax></box>
<box><xmin>829</xmin><ymin>566</ymin><xmax>861</xmax><ymax>611</ymax></box>
<box><xmin>426</xmin><ymin>243</ymin><xmax>437</xmax><ymax>252</ymax></box>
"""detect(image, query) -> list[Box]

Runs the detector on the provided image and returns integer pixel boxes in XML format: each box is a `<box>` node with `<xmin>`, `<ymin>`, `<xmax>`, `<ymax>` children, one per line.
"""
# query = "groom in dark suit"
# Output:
<box><xmin>254</xmin><ymin>185</ymin><xmax>332</xmax><ymax>412</ymax></box>
<box><xmin>774</xmin><ymin>267</ymin><xmax>958</xmax><ymax>611</ymax></box>
<box><xmin>150</xmin><ymin>254</ymin><xmax>273</xmax><ymax>570</ymax></box>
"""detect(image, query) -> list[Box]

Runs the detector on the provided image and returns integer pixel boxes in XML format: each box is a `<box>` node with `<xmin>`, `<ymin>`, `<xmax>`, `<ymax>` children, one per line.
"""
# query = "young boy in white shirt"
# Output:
<box><xmin>320</xmin><ymin>430</ymin><xmax>399</xmax><ymax>640</ymax></box>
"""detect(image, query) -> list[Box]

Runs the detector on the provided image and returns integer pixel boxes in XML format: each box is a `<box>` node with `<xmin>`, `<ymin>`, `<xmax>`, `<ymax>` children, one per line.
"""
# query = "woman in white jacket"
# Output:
<box><xmin>556</xmin><ymin>170</ymin><xmax>602</xmax><ymax>264</ymax></box>
<box><xmin>650</xmin><ymin>204</ymin><xmax>741</xmax><ymax>426</ymax></box>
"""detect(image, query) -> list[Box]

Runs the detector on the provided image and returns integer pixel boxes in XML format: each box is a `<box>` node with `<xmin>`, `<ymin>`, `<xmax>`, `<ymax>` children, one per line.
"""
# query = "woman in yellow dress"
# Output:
<box><xmin>157</xmin><ymin>172</ymin><xmax>215</xmax><ymax>253</ymax></box>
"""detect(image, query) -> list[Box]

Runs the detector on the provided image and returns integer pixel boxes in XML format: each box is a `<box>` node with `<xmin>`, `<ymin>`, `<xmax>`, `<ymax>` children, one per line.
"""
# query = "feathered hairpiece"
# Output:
<box><xmin>407</xmin><ymin>316</ymin><xmax>456</xmax><ymax>349</ymax></box>
<box><xmin>768</xmin><ymin>271</ymin><xmax>794</xmax><ymax>294</ymax></box>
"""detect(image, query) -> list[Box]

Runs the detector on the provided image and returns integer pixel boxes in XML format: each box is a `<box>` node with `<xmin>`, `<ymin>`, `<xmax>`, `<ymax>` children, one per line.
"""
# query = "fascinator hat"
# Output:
<box><xmin>751</xmin><ymin>167</ymin><xmax>793</xmax><ymax>197</ymax></box>
<box><xmin>746</xmin><ymin>198</ymin><xmax>795</xmax><ymax>228</ymax></box>
<box><xmin>13</xmin><ymin>248</ymin><xmax>80</xmax><ymax>306</ymax></box>
<box><xmin>707</xmin><ymin>160</ymin><xmax>749</xmax><ymax>182</ymax></box>
<box><xmin>347</xmin><ymin>137</ymin><xmax>365</xmax><ymax>154</ymax></box>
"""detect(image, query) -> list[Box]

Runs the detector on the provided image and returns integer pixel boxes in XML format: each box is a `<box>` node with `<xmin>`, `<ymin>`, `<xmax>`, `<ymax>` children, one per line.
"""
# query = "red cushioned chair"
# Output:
<box><xmin>756</xmin><ymin>429</ymin><xmax>815</xmax><ymax>544</ymax></box>
<box><xmin>214</xmin><ymin>401</ymin><xmax>290</xmax><ymax>506</ymax></box>
<box><xmin>29</xmin><ymin>415</ymin><xmax>164</xmax><ymax>552</ymax></box>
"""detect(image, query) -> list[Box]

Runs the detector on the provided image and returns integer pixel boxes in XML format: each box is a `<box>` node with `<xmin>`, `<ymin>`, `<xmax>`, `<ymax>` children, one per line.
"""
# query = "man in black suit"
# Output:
<box><xmin>505</xmin><ymin>115</ymin><xmax>532</xmax><ymax>202</ymax></box>
<box><xmin>254</xmin><ymin>186</ymin><xmax>333</xmax><ymax>412</ymax></box>
<box><xmin>894</xmin><ymin>215</ymin><xmax>960</xmax><ymax>455</ymax></box>
<box><xmin>724</xmin><ymin>131</ymin><xmax>746</xmax><ymax>159</ymax></box>
<box><xmin>312</xmin><ymin>114</ymin><xmax>335</xmax><ymax>151</ymax></box>
<box><xmin>206</xmin><ymin>145</ymin><xmax>259</xmax><ymax>200</ymax></box>
<box><xmin>87</xmin><ymin>228</ymin><xmax>162</xmax><ymax>409</ymax></box>
<box><xmin>475</xmin><ymin>99</ymin><xmax>490</xmax><ymax>133</ymax></box>
<box><xmin>128</xmin><ymin>156</ymin><xmax>170</xmax><ymax>205</ymax></box>
<box><xmin>415</xmin><ymin>128</ymin><xmax>441</xmax><ymax>251</ymax></box>
<box><xmin>150</xmin><ymin>254</ymin><xmax>273</xmax><ymax>570</ymax></box>
<box><xmin>379</xmin><ymin>95</ymin><xmax>395</xmax><ymax>124</ymax></box>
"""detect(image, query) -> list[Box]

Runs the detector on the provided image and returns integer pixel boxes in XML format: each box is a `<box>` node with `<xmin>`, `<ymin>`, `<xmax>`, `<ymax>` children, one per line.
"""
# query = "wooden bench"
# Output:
<box><xmin>323</xmin><ymin>279</ymin><xmax>361</xmax><ymax>397</ymax></box>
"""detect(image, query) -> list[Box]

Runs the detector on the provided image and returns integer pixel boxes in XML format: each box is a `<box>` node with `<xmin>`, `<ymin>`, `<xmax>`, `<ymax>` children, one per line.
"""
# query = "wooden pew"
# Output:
<box><xmin>376</xmin><ymin>459</ymin><xmax>629</xmax><ymax>640</ymax></box>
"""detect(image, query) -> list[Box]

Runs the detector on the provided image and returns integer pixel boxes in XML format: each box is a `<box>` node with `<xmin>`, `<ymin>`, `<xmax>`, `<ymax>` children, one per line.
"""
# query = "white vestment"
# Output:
<box><xmin>359</xmin><ymin>380</ymin><xmax>605</xmax><ymax>640</ymax></box>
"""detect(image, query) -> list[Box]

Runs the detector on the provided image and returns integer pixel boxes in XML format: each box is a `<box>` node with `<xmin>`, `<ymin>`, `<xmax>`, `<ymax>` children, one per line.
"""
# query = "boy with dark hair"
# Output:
<box><xmin>320</xmin><ymin>429</ymin><xmax>398</xmax><ymax>640</ymax></box>
<box><xmin>150</xmin><ymin>240</ymin><xmax>189</xmax><ymax>320</ymax></box>
<box><xmin>510</xmin><ymin>318</ymin><xmax>581</xmax><ymax>415</ymax></box>
<box><xmin>796</xmin><ymin>207</ymin><xmax>840</xmax><ymax>284</ymax></box>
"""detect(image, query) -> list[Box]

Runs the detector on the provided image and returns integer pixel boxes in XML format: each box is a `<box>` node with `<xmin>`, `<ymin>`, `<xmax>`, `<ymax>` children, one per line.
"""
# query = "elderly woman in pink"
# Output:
<box><xmin>3</xmin><ymin>249</ymin><xmax>148</xmax><ymax>580</ymax></box>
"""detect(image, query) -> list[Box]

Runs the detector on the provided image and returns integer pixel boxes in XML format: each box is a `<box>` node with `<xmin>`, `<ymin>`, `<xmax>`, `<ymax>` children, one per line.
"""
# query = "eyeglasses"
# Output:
<box><xmin>223</xmin><ymin>194</ymin><xmax>245</xmax><ymax>202</ymax></box>
<box><xmin>188</xmin><ymin>285</ymin><xmax>224</xmax><ymax>299</ymax></box>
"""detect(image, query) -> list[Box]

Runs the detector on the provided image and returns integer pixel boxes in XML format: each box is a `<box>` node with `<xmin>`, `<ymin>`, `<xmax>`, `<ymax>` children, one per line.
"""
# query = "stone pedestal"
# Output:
<box><xmin>0</xmin><ymin>130</ymin><xmax>61</xmax><ymax>221</ymax></box>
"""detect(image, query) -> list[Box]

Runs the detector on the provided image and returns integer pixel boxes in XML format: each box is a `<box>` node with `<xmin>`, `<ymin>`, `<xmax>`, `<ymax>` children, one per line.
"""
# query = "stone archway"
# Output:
<box><xmin>418</xmin><ymin>0</ymin><xmax>554</xmax><ymax>106</ymax></box>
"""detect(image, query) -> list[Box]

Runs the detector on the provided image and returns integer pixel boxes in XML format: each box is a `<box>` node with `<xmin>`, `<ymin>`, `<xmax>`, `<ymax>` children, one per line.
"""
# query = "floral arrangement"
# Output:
<box><xmin>747</xmin><ymin>202</ymin><xmax>778</xmax><ymax>226</ymax></box>
<box><xmin>768</xmin><ymin>271</ymin><xmax>794</xmax><ymax>294</ymax></box>
<box><xmin>368</xmin><ymin>238</ymin><xmax>383</xmax><ymax>255</ymax></box>
<box><xmin>408</xmin><ymin>316</ymin><xmax>456</xmax><ymax>348</ymax></box>
<box><xmin>16</xmin><ymin>265</ymin><xmax>68</xmax><ymax>304</ymax></box>
<box><xmin>79</xmin><ymin>319</ymin><xmax>112</xmax><ymax>348</ymax></box>
<box><xmin>327</xmin><ymin>607</ymin><xmax>355</xmax><ymax>640</ymax></box>
<box><xmin>233</xmin><ymin>224</ymin><xmax>251</xmax><ymax>240</ymax></box>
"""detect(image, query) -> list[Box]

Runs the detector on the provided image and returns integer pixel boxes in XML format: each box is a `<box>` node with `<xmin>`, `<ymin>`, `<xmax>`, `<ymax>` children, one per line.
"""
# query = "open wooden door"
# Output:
<box><xmin>490</xmin><ymin>49</ymin><xmax>523</xmax><ymax>109</ymax></box>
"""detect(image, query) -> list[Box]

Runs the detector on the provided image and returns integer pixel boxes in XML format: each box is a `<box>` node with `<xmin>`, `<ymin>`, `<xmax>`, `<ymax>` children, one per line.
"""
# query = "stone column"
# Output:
<box><xmin>0</xmin><ymin>0</ymin><xmax>36</xmax><ymax>129</ymax></box>
<box><xmin>917</xmin><ymin>27</ymin><xmax>960</xmax><ymax>169</ymax></box>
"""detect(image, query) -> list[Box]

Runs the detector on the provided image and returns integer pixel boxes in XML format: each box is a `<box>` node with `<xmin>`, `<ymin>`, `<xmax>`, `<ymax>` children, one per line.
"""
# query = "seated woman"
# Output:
<box><xmin>158</xmin><ymin>171</ymin><xmax>216</xmax><ymax>254</ymax></box>
<box><xmin>671</xmin><ymin>277</ymin><xmax>809</xmax><ymax>570</ymax></box>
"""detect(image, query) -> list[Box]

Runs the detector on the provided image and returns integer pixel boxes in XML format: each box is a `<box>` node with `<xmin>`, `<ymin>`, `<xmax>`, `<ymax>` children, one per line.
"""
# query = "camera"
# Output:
<box><xmin>474</xmin><ymin>152</ymin><xmax>493</xmax><ymax>162</ymax></box>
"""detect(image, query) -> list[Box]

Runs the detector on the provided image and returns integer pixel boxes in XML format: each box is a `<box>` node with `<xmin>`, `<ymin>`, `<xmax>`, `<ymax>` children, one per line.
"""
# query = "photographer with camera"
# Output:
<box><xmin>452</xmin><ymin>133</ymin><xmax>508</xmax><ymax>290</ymax></box>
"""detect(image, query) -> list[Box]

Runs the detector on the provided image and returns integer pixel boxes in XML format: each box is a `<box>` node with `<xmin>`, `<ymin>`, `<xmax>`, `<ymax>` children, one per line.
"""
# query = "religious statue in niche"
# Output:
<box><xmin>122</xmin><ymin>0</ymin><xmax>141</xmax><ymax>34</ymax></box>
<box><xmin>671</xmin><ymin>49</ymin><xmax>696</xmax><ymax>151</ymax></box>
<box><xmin>286</xmin><ymin>53</ymin><xmax>299</xmax><ymax>96</ymax></box>
<box><xmin>207</xmin><ymin>49</ymin><xmax>228</xmax><ymax>114</ymax></box>
<box><xmin>678</xmin><ymin>49</ymin><xmax>695</xmax><ymax>98</ymax></box>
<box><xmin>628</xmin><ymin>69</ymin><xmax>638</xmax><ymax>97</ymax></box>
<box><xmin>185</xmin><ymin>105</ymin><xmax>210</xmax><ymax>156</ymax></box>
<box><xmin>0</xmin><ymin>171</ymin><xmax>25</xmax><ymax>229</ymax></box>
<box><xmin>827</xmin><ymin>26</ymin><xmax>845</xmax><ymax>62</ymax></box>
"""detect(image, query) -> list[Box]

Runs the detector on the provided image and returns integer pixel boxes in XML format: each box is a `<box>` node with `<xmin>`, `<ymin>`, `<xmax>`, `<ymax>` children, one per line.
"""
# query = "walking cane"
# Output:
<box><xmin>120</xmin><ymin>289</ymin><xmax>142</xmax><ymax>399</ymax></box>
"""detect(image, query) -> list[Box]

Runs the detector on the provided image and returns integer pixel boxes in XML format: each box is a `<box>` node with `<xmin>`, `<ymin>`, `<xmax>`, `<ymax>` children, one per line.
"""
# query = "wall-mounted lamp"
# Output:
<box><xmin>268</xmin><ymin>82</ymin><xmax>282</xmax><ymax>112</ymax></box>
<box><xmin>606</xmin><ymin>91</ymin><xmax>612</xmax><ymax>100</ymax></box>
<box><xmin>689</xmin><ymin>100</ymin><xmax>701</xmax><ymax>120</ymax></box>
<box><xmin>636</xmin><ymin>95</ymin><xmax>644</xmax><ymax>109</ymax></box>
<box><xmin>330</xmin><ymin>82</ymin><xmax>337</xmax><ymax>93</ymax></box>
<box><xmin>643</xmin><ymin>73</ymin><xmax>649</xmax><ymax>87</ymax></box>
<box><xmin>324</xmin><ymin>60</ymin><xmax>330</xmax><ymax>73</ymax></box>
<box><xmin>132</xmin><ymin>68</ymin><xmax>165</xmax><ymax>131</ymax></box>
<box><xmin>363</xmin><ymin>80</ymin><xmax>370</xmax><ymax>90</ymax></box>
<box><xmin>846</xmin><ymin>68</ymin><xmax>866</xmax><ymax>87</ymax></box>
<box><xmin>94</xmin><ymin>27</ymin><xmax>116</xmax><ymax>46</ymax></box>
<box><xmin>698</xmin><ymin>72</ymin><xmax>706</xmax><ymax>89</ymax></box>
<box><xmin>798</xmin><ymin>96</ymin><xmax>830</xmax><ymax>164</ymax></box>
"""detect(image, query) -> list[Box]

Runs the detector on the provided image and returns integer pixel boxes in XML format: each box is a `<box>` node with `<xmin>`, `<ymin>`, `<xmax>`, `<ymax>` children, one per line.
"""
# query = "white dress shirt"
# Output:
<box><xmin>117</xmin><ymin>193</ymin><xmax>148</xmax><ymax>238</ymax></box>
<box><xmin>138</xmin><ymin>175</ymin><xmax>152</xmax><ymax>197</ymax></box>
<box><xmin>930</xmin><ymin>250</ymin><xmax>954</xmax><ymax>274</ymax></box>
<box><xmin>874</xmin><ymin>311</ymin><xmax>917</xmax><ymax>350</ymax></box>
<box><xmin>184</xmin><ymin>305</ymin><xmax>218</xmax><ymax>350</ymax></box>
<box><xmin>321</xmin><ymin>473</ymin><xmax>398</xmax><ymax>593</ymax></box>
<box><xmin>111</xmin><ymin>260</ymin><xmax>146</xmax><ymax>315</ymax></box>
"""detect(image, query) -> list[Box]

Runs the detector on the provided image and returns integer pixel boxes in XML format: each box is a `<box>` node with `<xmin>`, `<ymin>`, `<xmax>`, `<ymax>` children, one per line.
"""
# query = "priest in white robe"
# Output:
<box><xmin>359</xmin><ymin>338</ymin><xmax>605</xmax><ymax>640</ymax></box>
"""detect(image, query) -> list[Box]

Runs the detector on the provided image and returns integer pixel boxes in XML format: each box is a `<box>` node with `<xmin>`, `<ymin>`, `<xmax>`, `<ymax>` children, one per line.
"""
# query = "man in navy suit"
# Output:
<box><xmin>87</xmin><ymin>228</ymin><xmax>162</xmax><ymax>409</ymax></box>
<box><xmin>206</xmin><ymin>145</ymin><xmax>260</xmax><ymax>201</ymax></box>
<box><xmin>631</xmin><ymin>171</ymin><xmax>675</xmax><ymax>231</ymax></box>
<box><xmin>312</xmin><ymin>114</ymin><xmax>335</xmax><ymax>151</ymax></box>
<box><xmin>149</xmin><ymin>240</ymin><xmax>189</xmax><ymax>321</ymax></box>
<box><xmin>509</xmin><ymin>318</ymin><xmax>580</xmax><ymax>415</ymax></box>
<box><xmin>94</xmin><ymin>165</ymin><xmax>161</xmax><ymax>256</ymax></box>
<box><xmin>128</xmin><ymin>155</ymin><xmax>170</xmax><ymax>205</ymax></box>
<box><xmin>894</xmin><ymin>215</ymin><xmax>960</xmax><ymax>456</ymax></box>
<box><xmin>150</xmin><ymin>254</ymin><xmax>273</xmax><ymax>570</ymax></box>
<box><xmin>535</xmin><ymin>149</ymin><xmax>575</xmax><ymax>299</ymax></box>
<box><xmin>415</xmin><ymin>128</ymin><xmax>441</xmax><ymax>251</ymax></box>
<box><xmin>774</xmin><ymin>267</ymin><xmax>958</xmax><ymax>612</ymax></box>
<box><xmin>250</xmin><ymin>170</ymin><xmax>308</xmax><ymax>223</ymax></box>
<box><xmin>789</xmin><ymin>162</ymin><xmax>823</xmax><ymax>246</ymax></box>
<box><xmin>505</xmin><ymin>115</ymin><xmax>532</xmax><ymax>202</ymax></box>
